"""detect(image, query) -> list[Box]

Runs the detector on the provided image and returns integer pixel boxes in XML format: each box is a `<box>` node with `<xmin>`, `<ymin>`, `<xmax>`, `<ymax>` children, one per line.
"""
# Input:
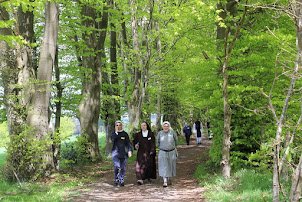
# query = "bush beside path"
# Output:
<box><xmin>67</xmin><ymin>137</ymin><xmax>211</xmax><ymax>201</ymax></box>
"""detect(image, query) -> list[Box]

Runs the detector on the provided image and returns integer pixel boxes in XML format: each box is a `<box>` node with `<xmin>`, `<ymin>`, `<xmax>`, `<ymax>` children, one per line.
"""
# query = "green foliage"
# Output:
<box><xmin>0</xmin><ymin>87</ymin><xmax>6</xmax><ymax>123</ymax></box>
<box><xmin>4</xmin><ymin>125</ymin><xmax>48</xmax><ymax>181</ymax></box>
<box><xmin>60</xmin><ymin>134</ymin><xmax>91</xmax><ymax>168</ymax></box>
<box><xmin>0</xmin><ymin>148</ymin><xmax>6</xmax><ymax>168</ymax></box>
<box><xmin>59</xmin><ymin>117</ymin><xmax>76</xmax><ymax>140</ymax></box>
<box><xmin>0</xmin><ymin>122</ymin><xmax>9</xmax><ymax>148</ymax></box>
<box><xmin>0</xmin><ymin>171</ymin><xmax>95</xmax><ymax>202</ymax></box>
<box><xmin>198</xmin><ymin>169</ymin><xmax>273</xmax><ymax>202</ymax></box>
<box><xmin>206</xmin><ymin>3</ymin><xmax>300</xmax><ymax>171</ymax></box>
<box><xmin>249</xmin><ymin>143</ymin><xmax>274</xmax><ymax>172</ymax></box>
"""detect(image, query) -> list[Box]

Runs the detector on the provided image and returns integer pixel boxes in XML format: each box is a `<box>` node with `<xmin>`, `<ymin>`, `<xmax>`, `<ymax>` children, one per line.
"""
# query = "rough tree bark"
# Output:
<box><xmin>103</xmin><ymin>0</ymin><xmax>120</xmax><ymax>156</ymax></box>
<box><xmin>128</xmin><ymin>0</ymin><xmax>143</xmax><ymax>133</ymax></box>
<box><xmin>0</xmin><ymin>6</ymin><xmax>18</xmax><ymax>138</ymax></box>
<box><xmin>27</xmin><ymin>1</ymin><xmax>59</xmax><ymax>172</ymax></box>
<box><xmin>53</xmin><ymin>48</ymin><xmax>62</xmax><ymax>170</ymax></box>
<box><xmin>1</xmin><ymin>3</ymin><xmax>35</xmax><ymax>138</ymax></box>
<box><xmin>0</xmin><ymin>6</ymin><xmax>17</xmax><ymax>135</ymax></box>
<box><xmin>127</xmin><ymin>0</ymin><xmax>154</xmax><ymax>133</ymax></box>
<box><xmin>78</xmin><ymin>1</ymin><xmax>109</xmax><ymax>160</ymax></box>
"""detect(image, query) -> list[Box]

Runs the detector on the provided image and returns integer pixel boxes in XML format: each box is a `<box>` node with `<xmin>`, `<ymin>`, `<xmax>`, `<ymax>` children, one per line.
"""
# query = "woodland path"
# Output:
<box><xmin>67</xmin><ymin>136</ymin><xmax>211</xmax><ymax>202</ymax></box>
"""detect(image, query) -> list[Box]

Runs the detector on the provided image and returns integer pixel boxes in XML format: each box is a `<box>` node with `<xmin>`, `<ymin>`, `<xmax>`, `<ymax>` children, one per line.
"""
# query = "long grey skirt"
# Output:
<box><xmin>158</xmin><ymin>149</ymin><xmax>177</xmax><ymax>178</ymax></box>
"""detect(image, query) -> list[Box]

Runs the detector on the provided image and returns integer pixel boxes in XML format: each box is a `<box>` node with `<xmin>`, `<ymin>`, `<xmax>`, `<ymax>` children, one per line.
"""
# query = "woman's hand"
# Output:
<box><xmin>135</xmin><ymin>144</ymin><xmax>139</xmax><ymax>149</ymax></box>
<box><xmin>128</xmin><ymin>151</ymin><xmax>132</xmax><ymax>158</ymax></box>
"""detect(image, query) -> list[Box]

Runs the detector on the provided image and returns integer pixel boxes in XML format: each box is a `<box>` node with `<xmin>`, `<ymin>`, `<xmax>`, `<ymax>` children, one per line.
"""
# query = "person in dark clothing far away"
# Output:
<box><xmin>133</xmin><ymin>121</ymin><xmax>157</xmax><ymax>185</ymax></box>
<box><xmin>182</xmin><ymin>123</ymin><xmax>192</xmax><ymax>145</ymax></box>
<box><xmin>193</xmin><ymin>120</ymin><xmax>203</xmax><ymax>145</ymax></box>
<box><xmin>111</xmin><ymin>121</ymin><xmax>133</xmax><ymax>187</ymax></box>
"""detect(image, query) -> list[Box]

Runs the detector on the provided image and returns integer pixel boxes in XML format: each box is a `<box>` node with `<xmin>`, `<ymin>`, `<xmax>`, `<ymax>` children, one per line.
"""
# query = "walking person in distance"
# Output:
<box><xmin>193</xmin><ymin>119</ymin><xmax>203</xmax><ymax>145</ymax></box>
<box><xmin>183</xmin><ymin>122</ymin><xmax>192</xmax><ymax>145</ymax></box>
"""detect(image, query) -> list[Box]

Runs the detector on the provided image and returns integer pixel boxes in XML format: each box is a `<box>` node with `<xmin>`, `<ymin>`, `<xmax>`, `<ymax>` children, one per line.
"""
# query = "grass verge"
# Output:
<box><xmin>0</xmin><ymin>133</ymin><xmax>112</xmax><ymax>201</ymax></box>
<box><xmin>0</xmin><ymin>148</ymin><xmax>6</xmax><ymax>168</ymax></box>
<box><xmin>195</xmin><ymin>164</ymin><xmax>273</xmax><ymax>201</ymax></box>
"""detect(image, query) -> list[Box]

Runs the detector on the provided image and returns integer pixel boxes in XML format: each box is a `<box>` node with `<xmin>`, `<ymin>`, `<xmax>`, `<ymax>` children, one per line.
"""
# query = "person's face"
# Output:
<box><xmin>163</xmin><ymin>124</ymin><xmax>169</xmax><ymax>132</ymax></box>
<box><xmin>141</xmin><ymin>123</ymin><xmax>147</xmax><ymax>131</ymax></box>
<box><xmin>116</xmin><ymin>122</ymin><xmax>122</xmax><ymax>131</ymax></box>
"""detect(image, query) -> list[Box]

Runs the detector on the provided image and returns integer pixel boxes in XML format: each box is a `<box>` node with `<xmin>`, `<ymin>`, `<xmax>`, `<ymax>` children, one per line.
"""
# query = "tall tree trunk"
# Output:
<box><xmin>217</xmin><ymin>0</ymin><xmax>246</xmax><ymax>178</ymax></box>
<box><xmin>127</xmin><ymin>0</ymin><xmax>154</xmax><ymax>133</ymax></box>
<box><xmin>128</xmin><ymin>0</ymin><xmax>143</xmax><ymax>133</ymax></box>
<box><xmin>0</xmin><ymin>6</ymin><xmax>16</xmax><ymax>133</ymax></box>
<box><xmin>53</xmin><ymin>48</ymin><xmax>62</xmax><ymax>171</ymax></box>
<box><xmin>110</xmin><ymin>16</ymin><xmax>120</xmax><ymax>122</ymax></box>
<box><xmin>101</xmin><ymin>62</ymin><xmax>113</xmax><ymax>156</ymax></box>
<box><xmin>217</xmin><ymin>0</ymin><xmax>229</xmax><ymax>177</ymax></box>
<box><xmin>16</xmin><ymin>5</ymin><xmax>35</xmax><ymax>111</ymax></box>
<box><xmin>78</xmin><ymin>2</ymin><xmax>109</xmax><ymax>160</ymax></box>
<box><xmin>280</xmin><ymin>1</ymin><xmax>302</xmax><ymax>201</ymax></box>
<box><xmin>221</xmin><ymin>54</ymin><xmax>232</xmax><ymax>178</ymax></box>
<box><xmin>103</xmin><ymin>0</ymin><xmax>120</xmax><ymax>156</ymax></box>
<box><xmin>120</xmin><ymin>19</ymin><xmax>130</xmax><ymax>102</ymax></box>
<box><xmin>155</xmin><ymin>3</ymin><xmax>162</xmax><ymax>132</ymax></box>
<box><xmin>0</xmin><ymin>6</ymin><xmax>18</xmax><ymax>135</ymax></box>
<box><xmin>140</xmin><ymin>2</ymin><xmax>152</xmax><ymax>124</ymax></box>
<box><xmin>27</xmin><ymin>1</ymin><xmax>59</xmax><ymax>172</ymax></box>
<box><xmin>3</xmin><ymin>3</ymin><xmax>35</xmax><ymax>137</ymax></box>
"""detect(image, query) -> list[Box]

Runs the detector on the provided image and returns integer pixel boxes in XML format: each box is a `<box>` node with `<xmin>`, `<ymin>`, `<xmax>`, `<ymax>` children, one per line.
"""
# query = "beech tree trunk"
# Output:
<box><xmin>0</xmin><ymin>6</ymin><xmax>18</xmax><ymax>135</ymax></box>
<box><xmin>2</xmin><ymin>4</ymin><xmax>35</xmax><ymax>138</ymax></box>
<box><xmin>103</xmin><ymin>0</ymin><xmax>120</xmax><ymax>156</ymax></box>
<box><xmin>217</xmin><ymin>0</ymin><xmax>231</xmax><ymax>178</ymax></box>
<box><xmin>155</xmin><ymin>4</ymin><xmax>162</xmax><ymax>132</ymax></box>
<box><xmin>0</xmin><ymin>6</ymin><xmax>19</xmax><ymax>138</ymax></box>
<box><xmin>128</xmin><ymin>0</ymin><xmax>143</xmax><ymax>133</ymax></box>
<box><xmin>53</xmin><ymin>49</ymin><xmax>62</xmax><ymax>170</ymax></box>
<box><xmin>221</xmin><ymin>54</ymin><xmax>232</xmax><ymax>178</ymax></box>
<box><xmin>217</xmin><ymin>0</ymin><xmax>246</xmax><ymax>178</ymax></box>
<box><xmin>27</xmin><ymin>1</ymin><xmax>59</xmax><ymax>172</ymax></box>
<box><xmin>78</xmin><ymin>2</ymin><xmax>109</xmax><ymax>160</ymax></box>
<box><xmin>127</xmin><ymin>0</ymin><xmax>154</xmax><ymax>133</ymax></box>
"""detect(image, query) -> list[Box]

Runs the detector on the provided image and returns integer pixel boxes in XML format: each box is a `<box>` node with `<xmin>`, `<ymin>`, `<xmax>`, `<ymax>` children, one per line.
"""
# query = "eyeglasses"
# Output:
<box><xmin>116</xmin><ymin>124</ymin><xmax>121</xmax><ymax>126</ymax></box>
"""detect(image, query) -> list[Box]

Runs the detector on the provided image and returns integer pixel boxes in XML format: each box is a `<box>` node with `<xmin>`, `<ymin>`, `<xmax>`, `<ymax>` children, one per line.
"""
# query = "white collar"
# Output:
<box><xmin>142</xmin><ymin>130</ymin><xmax>148</xmax><ymax>137</ymax></box>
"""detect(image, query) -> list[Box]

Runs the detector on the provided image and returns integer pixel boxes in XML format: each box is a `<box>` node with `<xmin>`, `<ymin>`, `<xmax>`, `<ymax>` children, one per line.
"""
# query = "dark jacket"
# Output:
<box><xmin>183</xmin><ymin>126</ymin><xmax>192</xmax><ymax>136</ymax></box>
<box><xmin>111</xmin><ymin>131</ymin><xmax>133</xmax><ymax>158</ymax></box>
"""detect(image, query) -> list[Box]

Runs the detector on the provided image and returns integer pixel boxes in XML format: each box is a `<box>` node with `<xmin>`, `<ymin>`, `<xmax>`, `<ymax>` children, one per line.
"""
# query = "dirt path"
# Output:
<box><xmin>67</xmin><ymin>137</ymin><xmax>211</xmax><ymax>202</ymax></box>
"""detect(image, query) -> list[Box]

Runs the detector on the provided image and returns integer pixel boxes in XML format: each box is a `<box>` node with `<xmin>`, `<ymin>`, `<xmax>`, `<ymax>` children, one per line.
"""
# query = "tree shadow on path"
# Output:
<box><xmin>67</xmin><ymin>137</ymin><xmax>211</xmax><ymax>201</ymax></box>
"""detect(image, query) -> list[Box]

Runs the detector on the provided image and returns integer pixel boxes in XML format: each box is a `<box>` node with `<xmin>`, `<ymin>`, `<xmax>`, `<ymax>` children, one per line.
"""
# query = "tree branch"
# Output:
<box><xmin>0</xmin><ymin>0</ymin><xmax>10</xmax><ymax>4</ymax></box>
<box><xmin>259</xmin><ymin>88</ymin><xmax>279</xmax><ymax>123</ymax></box>
<box><xmin>279</xmin><ymin>95</ymin><xmax>302</xmax><ymax>174</ymax></box>
<box><xmin>235</xmin><ymin>103</ymin><xmax>259</xmax><ymax>114</ymax></box>
<box><xmin>151</xmin><ymin>35</ymin><xmax>183</xmax><ymax>66</ymax></box>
